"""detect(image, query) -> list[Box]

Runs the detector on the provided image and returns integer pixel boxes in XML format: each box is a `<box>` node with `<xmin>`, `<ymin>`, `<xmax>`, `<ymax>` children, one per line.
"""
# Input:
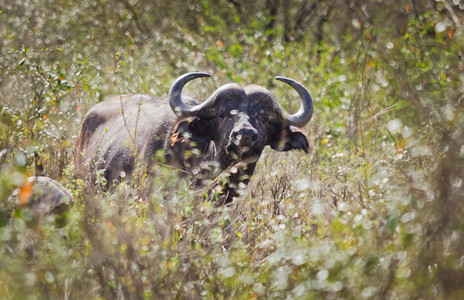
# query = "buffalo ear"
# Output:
<box><xmin>269</xmin><ymin>126</ymin><xmax>309</xmax><ymax>153</ymax></box>
<box><xmin>187</xmin><ymin>117</ymin><xmax>211</xmax><ymax>135</ymax></box>
<box><xmin>171</xmin><ymin>117</ymin><xmax>212</xmax><ymax>146</ymax></box>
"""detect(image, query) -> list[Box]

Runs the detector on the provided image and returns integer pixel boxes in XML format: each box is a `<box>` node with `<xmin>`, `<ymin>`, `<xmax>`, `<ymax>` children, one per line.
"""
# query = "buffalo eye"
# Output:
<box><xmin>218</xmin><ymin>113</ymin><xmax>226</xmax><ymax>119</ymax></box>
<box><xmin>257</xmin><ymin>114</ymin><xmax>268</xmax><ymax>123</ymax></box>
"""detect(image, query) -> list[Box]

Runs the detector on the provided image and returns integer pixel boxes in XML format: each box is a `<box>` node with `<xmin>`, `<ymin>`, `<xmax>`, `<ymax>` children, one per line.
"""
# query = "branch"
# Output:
<box><xmin>120</xmin><ymin>0</ymin><xmax>148</xmax><ymax>36</ymax></box>
<box><xmin>226</xmin><ymin>0</ymin><xmax>242</xmax><ymax>14</ymax></box>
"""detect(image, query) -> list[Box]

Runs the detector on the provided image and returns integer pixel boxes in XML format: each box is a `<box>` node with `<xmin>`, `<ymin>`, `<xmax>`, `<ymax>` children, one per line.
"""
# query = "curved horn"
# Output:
<box><xmin>169</xmin><ymin>72</ymin><xmax>212</xmax><ymax>117</ymax></box>
<box><xmin>275</xmin><ymin>76</ymin><xmax>314</xmax><ymax>127</ymax></box>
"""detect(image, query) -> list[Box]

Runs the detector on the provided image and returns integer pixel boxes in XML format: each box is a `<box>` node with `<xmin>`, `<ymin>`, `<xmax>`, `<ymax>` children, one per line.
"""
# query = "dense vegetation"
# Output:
<box><xmin>1</xmin><ymin>0</ymin><xmax>463</xmax><ymax>298</ymax></box>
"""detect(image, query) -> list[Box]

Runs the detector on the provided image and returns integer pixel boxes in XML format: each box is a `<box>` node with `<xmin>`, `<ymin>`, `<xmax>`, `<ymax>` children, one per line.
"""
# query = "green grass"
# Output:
<box><xmin>1</xmin><ymin>1</ymin><xmax>464</xmax><ymax>298</ymax></box>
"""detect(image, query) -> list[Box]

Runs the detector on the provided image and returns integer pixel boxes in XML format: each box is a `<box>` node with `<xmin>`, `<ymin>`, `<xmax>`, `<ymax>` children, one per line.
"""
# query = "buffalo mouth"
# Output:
<box><xmin>225</xmin><ymin>141</ymin><xmax>262</xmax><ymax>162</ymax></box>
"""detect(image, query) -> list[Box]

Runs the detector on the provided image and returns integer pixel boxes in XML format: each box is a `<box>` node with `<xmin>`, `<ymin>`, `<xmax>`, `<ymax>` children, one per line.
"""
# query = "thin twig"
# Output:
<box><xmin>119</xmin><ymin>94</ymin><xmax>136</xmax><ymax>148</ymax></box>
<box><xmin>442</xmin><ymin>0</ymin><xmax>463</xmax><ymax>30</ymax></box>
<box><xmin>133</xmin><ymin>98</ymin><xmax>142</xmax><ymax>147</ymax></box>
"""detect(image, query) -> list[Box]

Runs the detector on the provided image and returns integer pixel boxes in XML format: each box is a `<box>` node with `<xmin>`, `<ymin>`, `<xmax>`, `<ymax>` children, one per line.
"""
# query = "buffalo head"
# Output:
<box><xmin>166</xmin><ymin>73</ymin><xmax>314</xmax><ymax>202</ymax></box>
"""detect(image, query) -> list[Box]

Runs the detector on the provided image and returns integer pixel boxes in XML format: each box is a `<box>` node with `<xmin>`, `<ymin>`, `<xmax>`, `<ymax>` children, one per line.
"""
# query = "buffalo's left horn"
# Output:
<box><xmin>169</xmin><ymin>72</ymin><xmax>212</xmax><ymax>117</ymax></box>
<box><xmin>276</xmin><ymin>76</ymin><xmax>314</xmax><ymax>127</ymax></box>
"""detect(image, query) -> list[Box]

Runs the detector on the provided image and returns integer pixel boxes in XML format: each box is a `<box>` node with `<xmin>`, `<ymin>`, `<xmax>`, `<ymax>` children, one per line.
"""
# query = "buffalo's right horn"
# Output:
<box><xmin>275</xmin><ymin>76</ymin><xmax>314</xmax><ymax>127</ymax></box>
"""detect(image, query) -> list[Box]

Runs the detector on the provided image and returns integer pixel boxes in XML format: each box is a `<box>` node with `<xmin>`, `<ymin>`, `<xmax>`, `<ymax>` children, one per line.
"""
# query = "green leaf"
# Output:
<box><xmin>395</xmin><ymin>101</ymin><xmax>408</xmax><ymax>110</ymax></box>
<box><xmin>18</xmin><ymin>58</ymin><xmax>25</xmax><ymax>68</ymax></box>
<box><xmin>385</xmin><ymin>216</ymin><xmax>398</xmax><ymax>235</ymax></box>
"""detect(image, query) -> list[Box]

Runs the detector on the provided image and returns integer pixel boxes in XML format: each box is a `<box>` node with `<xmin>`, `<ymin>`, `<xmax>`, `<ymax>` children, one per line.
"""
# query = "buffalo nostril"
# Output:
<box><xmin>231</xmin><ymin>128</ymin><xmax>258</xmax><ymax>149</ymax></box>
<box><xmin>233</xmin><ymin>134</ymin><xmax>242</xmax><ymax>146</ymax></box>
<box><xmin>242</xmin><ymin>129</ymin><xmax>257</xmax><ymax>141</ymax></box>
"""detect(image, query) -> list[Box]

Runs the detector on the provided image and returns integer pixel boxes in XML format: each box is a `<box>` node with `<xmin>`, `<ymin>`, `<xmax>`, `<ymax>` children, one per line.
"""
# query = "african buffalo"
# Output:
<box><xmin>75</xmin><ymin>72</ymin><xmax>314</xmax><ymax>202</ymax></box>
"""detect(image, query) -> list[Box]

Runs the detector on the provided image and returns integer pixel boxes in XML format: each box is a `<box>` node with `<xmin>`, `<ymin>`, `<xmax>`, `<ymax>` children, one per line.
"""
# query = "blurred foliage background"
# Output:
<box><xmin>1</xmin><ymin>0</ymin><xmax>464</xmax><ymax>298</ymax></box>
